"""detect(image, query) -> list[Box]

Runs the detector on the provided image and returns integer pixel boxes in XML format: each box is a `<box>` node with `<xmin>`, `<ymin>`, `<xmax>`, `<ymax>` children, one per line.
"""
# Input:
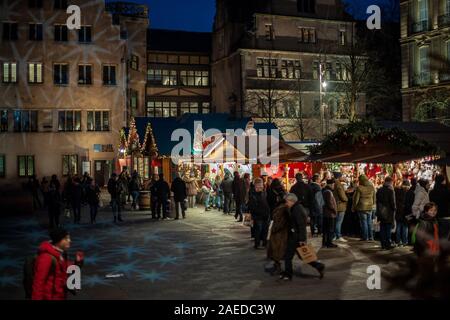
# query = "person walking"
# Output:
<box><xmin>267</xmin><ymin>178</ymin><xmax>286</xmax><ymax>218</ymax></box>
<box><xmin>41</xmin><ymin>177</ymin><xmax>50</xmax><ymax>209</ymax></box>
<box><xmin>429</xmin><ymin>174</ymin><xmax>450</xmax><ymax>240</ymax></box>
<box><xmin>155</xmin><ymin>173</ymin><xmax>170</xmax><ymax>219</ymax></box>
<box><xmin>171</xmin><ymin>174</ymin><xmax>187</xmax><ymax>219</ymax></box>
<box><xmin>213</xmin><ymin>175</ymin><xmax>223</xmax><ymax>210</ymax></box>
<box><xmin>71</xmin><ymin>177</ymin><xmax>83</xmax><ymax>224</ymax></box>
<box><xmin>248</xmin><ymin>178</ymin><xmax>270</xmax><ymax>249</ymax></box>
<box><xmin>333</xmin><ymin>172</ymin><xmax>348</xmax><ymax>242</ymax></box>
<box><xmin>267</xmin><ymin>202</ymin><xmax>290</xmax><ymax>275</ymax></box>
<box><xmin>107</xmin><ymin>173</ymin><xmax>123</xmax><ymax>223</ymax></box>
<box><xmin>322</xmin><ymin>179</ymin><xmax>338</xmax><ymax>248</ymax></box>
<box><xmin>48</xmin><ymin>175</ymin><xmax>61</xmax><ymax>229</ymax></box>
<box><xmin>86</xmin><ymin>178</ymin><xmax>100</xmax><ymax>224</ymax></box>
<box><xmin>281</xmin><ymin>193</ymin><xmax>325</xmax><ymax>281</ymax></box>
<box><xmin>309</xmin><ymin>174</ymin><xmax>324</xmax><ymax>237</ymax></box>
<box><xmin>184</xmin><ymin>172</ymin><xmax>199</xmax><ymax>209</ymax></box>
<box><xmin>352</xmin><ymin>174</ymin><xmax>376</xmax><ymax>241</ymax></box>
<box><xmin>221</xmin><ymin>172</ymin><xmax>233</xmax><ymax>215</ymax></box>
<box><xmin>232</xmin><ymin>172</ymin><xmax>244</xmax><ymax>222</ymax></box>
<box><xmin>395</xmin><ymin>179</ymin><xmax>410</xmax><ymax>246</ymax></box>
<box><xmin>31</xmin><ymin>228</ymin><xmax>83</xmax><ymax>300</ymax></box>
<box><xmin>118</xmin><ymin>171</ymin><xmax>129</xmax><ymax>208</ymax></box>
<box><xmin>201</xmin><ymin>176</ymin><xmax>212</xmax><ymax>212</ymax></box>
<box><xmin>242</xmin><ymin>173</ymin><xmax>251</xmax><ymax>212</ymax></box>
<box><xmin>129</xmin><ymin>171</ymin><xmax>141</xmax><ymax>210</ymax></box>
<box><xmin>412</xmin><ymin>179</ymin><xmax>430</xmax><ymax>219</ymax></box>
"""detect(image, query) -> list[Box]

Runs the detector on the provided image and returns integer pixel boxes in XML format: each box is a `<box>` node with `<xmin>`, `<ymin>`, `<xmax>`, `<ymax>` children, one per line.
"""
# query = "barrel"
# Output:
<box><xmin>139</xmin><ymin>191</ymin><xmax>151</xmax><ymax>211</ymax></box>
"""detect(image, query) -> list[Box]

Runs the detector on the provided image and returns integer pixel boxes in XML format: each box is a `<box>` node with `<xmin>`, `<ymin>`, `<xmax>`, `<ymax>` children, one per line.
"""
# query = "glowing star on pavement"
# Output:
<box><xmin>137</xmin><ymin>270</ymin><xmax>168</xmax><ymax>283</ymax></box>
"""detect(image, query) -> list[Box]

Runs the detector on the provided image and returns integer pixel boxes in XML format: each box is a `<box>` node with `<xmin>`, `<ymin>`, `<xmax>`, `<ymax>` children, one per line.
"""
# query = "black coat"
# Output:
<box><xmin>86</xmin><ymin>185</ymin><xmax>100</xmax><ymax>205</ymax></box>
<box><xmin>290</xmin><ymin>181</ymin><xmax>313</xmax><ymax>209</ymax></box>
<box><xmin>107</xmin><ymin>178</ymin><xmax>119</xmax><ymax>199</ymax></box>
<box><xmin>154</xmin><ymin>179</ymin><xmax>170</xmax><ymax>199</ymax></box>
<box><xmin>429</xmin><ymin>185</ymin><xmax>450</xmax><ymax>218</ymax></box>
<box><xmin>288</xmin><ymin>202</ymin><xmax>308</xmax><ymax>242</ymax></box>
<box><xmin>248</xmin><ymin>191</ymin><xmax>270</xmax><ymax>221</ymax></box>
<box><xmin>404</xmin><ymin>186</ymin><xmax>415</xmax><ymax>217</ymax></box>
<box><xmin>376</xmin><ymin>185</ymin><xmax>396</xmax><ymax>224</ymax></box>
<box><xmin>171</xmin><ymin>178</ymin><xmax>187</xmax><ymax>202</ymax></box>
<box><xmin>267</xmin><ymin>185</ymin><xmax>285</xmax><ymax>213</ymax></box>
<box><xmin>395</xmin><ymin>187</ymin><xmax>407</xmax><ymax>222</ymax></box>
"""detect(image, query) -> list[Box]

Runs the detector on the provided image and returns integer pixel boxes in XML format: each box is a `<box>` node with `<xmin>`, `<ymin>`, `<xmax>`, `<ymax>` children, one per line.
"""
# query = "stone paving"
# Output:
<box><xmin>0</xmin><ymin>200</ymin><xmax>413</xmax><ymax>300</ymax></box>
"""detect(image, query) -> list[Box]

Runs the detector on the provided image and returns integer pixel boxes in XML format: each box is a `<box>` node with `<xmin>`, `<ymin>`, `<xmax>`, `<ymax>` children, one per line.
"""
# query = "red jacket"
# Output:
<box><xmin>32</xmin><ymin>241</ymin><xmax>71</xmax><ymax>300</ymax></box>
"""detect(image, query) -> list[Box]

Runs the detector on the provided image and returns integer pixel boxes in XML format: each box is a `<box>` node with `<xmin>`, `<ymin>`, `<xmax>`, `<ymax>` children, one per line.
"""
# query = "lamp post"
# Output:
<box><xmin>319</xmin><ymin>63</ymin><xmax>327</xmax><ymax>137</ymax></box>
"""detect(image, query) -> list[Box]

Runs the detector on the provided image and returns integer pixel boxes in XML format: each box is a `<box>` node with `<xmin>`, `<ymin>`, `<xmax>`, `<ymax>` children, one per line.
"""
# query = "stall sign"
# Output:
<box><xmin>94</xmin><ymin>144</ymin><xmax>114</xmax><ymax>153</ymax></box>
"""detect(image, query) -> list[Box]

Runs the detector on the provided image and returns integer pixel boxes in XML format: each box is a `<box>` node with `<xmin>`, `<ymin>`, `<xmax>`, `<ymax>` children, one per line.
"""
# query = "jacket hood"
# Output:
<box><xmin>38</xmin><ymin>241</ymin><xmax>63</xmax><ymax>260</ymax></box>
<box><xmin>358</xmin><ymin>175</ymin><xmax>370</xmax><ymax>186</ymax></box>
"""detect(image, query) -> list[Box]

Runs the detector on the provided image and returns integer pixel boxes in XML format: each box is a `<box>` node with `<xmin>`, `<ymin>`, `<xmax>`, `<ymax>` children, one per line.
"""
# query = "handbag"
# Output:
<box><xmin>243</xmin><ymin>213</ymin><xmax>253</xmax><ymax>227</ymax></box>
<box><xmin>296</xmin><ymin>244</ymin><xmax>318</xmax><ymax>264</ymax></box>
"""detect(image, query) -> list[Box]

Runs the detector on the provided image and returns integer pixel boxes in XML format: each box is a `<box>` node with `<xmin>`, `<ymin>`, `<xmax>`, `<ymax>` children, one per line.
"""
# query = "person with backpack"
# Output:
<box><xmin>322</xmin><ymin>179</ymin><xmax>338</xmax><ymax>248</ymax></box>
<box><xmin>248</xmin><ymin>178</ymin><xmax>271</xmax><ymax>249</ymax></box>
<box><xmin>352</xmin><ymin>174</ymin><xmax>376</xmax><ymax>241</ymax></box>
<box><xmin>28</xmin><ymin>228</ymin><xmax>84</xmax><ymax>300</ymax></box>
<box><xmin>309</xmin><ymin>174</ymin><xmax>324</xmax><ymax>237</ymax></box>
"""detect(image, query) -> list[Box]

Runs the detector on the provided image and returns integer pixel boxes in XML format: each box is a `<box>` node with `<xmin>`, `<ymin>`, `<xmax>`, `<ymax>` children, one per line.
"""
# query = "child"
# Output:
<box><xmin>412</xmin><ymin>202</ymin><xmax>439</xmax><ymax>258</ymax></box>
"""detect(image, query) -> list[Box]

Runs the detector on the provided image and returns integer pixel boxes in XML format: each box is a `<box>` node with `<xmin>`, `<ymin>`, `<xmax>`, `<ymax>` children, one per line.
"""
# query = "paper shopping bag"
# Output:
<box><xmin>296</xmin><ymin>244</ymin><xmax>318</xmax><ymax>264</ymax></box>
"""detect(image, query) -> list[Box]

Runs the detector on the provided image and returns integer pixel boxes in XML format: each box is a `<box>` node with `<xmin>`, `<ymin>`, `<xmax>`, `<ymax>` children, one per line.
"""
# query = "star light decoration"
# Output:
<box><xmin>137</xmin><ymin>270</ymin><xmax>168</xmax><ymax>283</ymax></box>
<box><xmin>106</xmin><ymin>245</ymin><xmax>148</xmax><ymax>260</ymax></box>
<box><xmin>151</xmin><ymin>255</ymin><xmax>180</xmax><ymax>267</ymax></box>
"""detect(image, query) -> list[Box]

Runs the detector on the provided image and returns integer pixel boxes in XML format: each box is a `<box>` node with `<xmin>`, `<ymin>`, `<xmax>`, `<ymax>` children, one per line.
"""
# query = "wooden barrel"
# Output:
<box><xmin>139</xmin><ymin>191</ymin><xmax>151</xmax><ymax>211</ymax></box>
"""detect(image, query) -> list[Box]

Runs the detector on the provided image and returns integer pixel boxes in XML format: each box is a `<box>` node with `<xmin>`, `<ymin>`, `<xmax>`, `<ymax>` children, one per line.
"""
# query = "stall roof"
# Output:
<box><xmin>131</xmin><ymin>114</ymin><xmax>281</xmax><ymax>156</ymax></box>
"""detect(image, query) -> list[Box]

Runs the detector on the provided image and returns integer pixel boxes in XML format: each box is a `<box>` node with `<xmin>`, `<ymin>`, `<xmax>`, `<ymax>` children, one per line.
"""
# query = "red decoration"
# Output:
<box><xmin>212</xmin><ymin>168</ymin><xmax>217</xmax><ymax>174</ymax></box>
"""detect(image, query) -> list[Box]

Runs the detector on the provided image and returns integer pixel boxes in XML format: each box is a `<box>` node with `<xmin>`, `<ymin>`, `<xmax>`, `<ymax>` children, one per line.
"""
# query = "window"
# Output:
<box><xmin>130</xmin><ymin>55</ymin><xmax>139</xmax><ymax>70</ymax></box>
<box><xmin>14</xmin><ymin>110</ymin><xmax>38</xmax><ymax>132</ymax></box>
<box><xmin>180</xmin><ymin>70</ymin><xmax>209</xmax><ymax>86</ymax></box>
<box><xmin>162</xmin><ymin>70</ymin><xmax>177</xmax><ymax>86</ymax></box>
<box><xmin>17</xmin><ymin>155</ymin><xmax>34</xmax><ymax>177</ymax></box>
<box><xmin>265</xmin><ymin>24</ymin><xmax>274</xmax><ymax>40</ymax></box>
<box><xmin>146</xmin><ymin>101</ymin><xmax>177</xmax><ymax>118</ymax></box>
<box><xmin>103</xmin><ymin>65</ymin><xmax>116</xmax><ymax>85</ymax></box>
<box><xmin>180</xmin><ymin>102</ymin><xmax>199</xmax><ymax>115</ymax></box>
<box><xmin>298</xmin><ymin>27</ymin><xmax>316</xmax><ymax>43</ymax></box>
<box><xmin>87</xmin><ymin>111</ymin><xmax>109</xmax><ymax>131</ymax></box>
<box><xmin>418</xmin><ymin>0</ymin><xmax>428</xmax><ymax>23</ymax></box>
<box><xmin>447</xmin><ymin>0</ymin><xmax>450</xmax><ymax>14</ymax></box>
<box><xmin>1</xmin><ymin>110</ymin><xmax>7</xmax><ymax>132</ymax></box>
<box><xmin>28</xmin><ymin>63</ymin><xmax>43</xmax><ymax>83</ymax></box>
<box><xmin>54</xmin><ymin>25</ymin><xmax>68</xmax><ymax>41</ymax></box>
<box><xmin>335</xmin><ymin>62</ymin><xmax>342</xmax><ymax>80</ymax></box>
<box><xmin>62</xmin><ymin>155</ymin><xmax>78</xmax><ymax>176</ymax></box>
<box><xmin>297</xmin><ymin>0</ymin><xmax>316</xmax><ymax>13</ymax></box>
<box><xmin>3</xmin><ymin>62</ymin><xmax>17</xmax><ymax>83</ymax></box>
<box><xmin>0</xmin><ymin>154</ymin><xmax>5</xmax><ymax>177</ymax></box>
<box><xmin>78</xmin><ymin>65</ymin><xmax>92</xmax><ymax>85</ymax></box>
<box><xmin>339</xmin><ymin>30</ymin><xmax>346</xmax><ymax>46</ymax></box>
<box><xmin>29</xmin><ymin>23</ymin><xmax>43</xmax><ymax>41</ymax></box>
<box><xmin>312</xmin><ymin>61</ymin><xmax>319</xmax><ymax>80</ymax></box>
<box><xmin>418</xmin><ymin>46</ymin><xmax>430</xmax><ymax>84</ymax></box>
<box><xmin>54</xmin><ymin>0</ymin><xmax>68</xmax><ymax>10</ymax></box>
<box><xmin>256</xmin><ymin>58</ymin><xmax>278</xmax><ymax>78</ymax></box>
<box><xmin>130</xmin><ymin>90</ymin><xmax>138</xmax><ymax>116</ymax></box>
<box><xmin>28</xmin><ymin>0</ymin><xmax>43</xmax><ymax>8</ymax></box>
<box><xmin>281</xmin><ymin>60</ymin><xmax>301</xmax><ymax>79</ymax></box>
<box><xmin>325</xmin><ymin>62</ymin><xmax>332</xmax><ymax>80</ymax></box>
<box><xmin>202</xmin><ymin>102</ymin><xmax>211</xmax><ymax>114</ymax></box>
<box><xmin>3</xmin><ymin>23</ymin><xmax>18</xmax><ymax>40</ymax></box>
<box><xmin>54</xmin><ymin>63</ymin><xmax>69</xmax><ymax>85</ymax></box>
<box><xmin>58</xmin><ymin>110</ymin><xmax>81</xmax><ymax>132</ymax></box>
<box><xmin>78</xmin><ymin>26</ymin><xmax>92</xmax><ymax>43</ymax></box>
<box><xmin>147</xmin><ymin>69</ymin><xmax>162</xmax><ymax>82</ymax></box>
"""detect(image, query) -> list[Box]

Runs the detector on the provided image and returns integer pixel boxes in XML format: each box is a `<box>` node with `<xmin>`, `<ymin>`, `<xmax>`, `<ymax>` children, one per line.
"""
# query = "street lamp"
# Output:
<box><xmin>319</xmin><ymin>63</ymin><xmax>327</xmax><ymax>137</ymax></box>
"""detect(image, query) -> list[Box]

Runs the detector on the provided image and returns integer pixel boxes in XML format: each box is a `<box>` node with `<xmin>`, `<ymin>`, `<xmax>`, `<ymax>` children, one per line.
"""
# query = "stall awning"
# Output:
<box><xmin>306</xmin><ymin>150</ymin><xmax>429</xmax><ymax>164</ymax></box>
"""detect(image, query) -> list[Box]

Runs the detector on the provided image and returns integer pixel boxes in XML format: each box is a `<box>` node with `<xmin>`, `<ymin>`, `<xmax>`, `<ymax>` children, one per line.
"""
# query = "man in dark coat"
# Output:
<box><xmin>232</xmin><ymin>171</ymin><xmax>243</xmax><ymax>222</ymax></box>
<box><xmin>71</xmin><ymin>177</ymin><xmax>83</xmax><ymax>224</ymax></box>
<box><xmin>376</xmin><ymin>176</ymin><xmax>396</xmax><ymax>250</ymax></box>
<box><xmin>322</xmin><ymin>179</ymin><xmax>338</xmax><ymax>248</ymax></box>
<box><xmin>395</xmin><ymin>180</ymin><xmax>410</xmax><ymax>246</ymax></box>
<box><xmin>429</xmin><ymin>174</ymin><xmax>450</xmax><ymax>240</ymax></box>
<box><xmin>154</xmin><ymin>173</ymin><xmax>170</xmax><ymax>220</ymax></box>
<box><xmin>221</xmin><ymin>172</ymin><xmax>233</xmax><ymax>215</ymax></box>
<box><xmin>107</xmin><ymin>173</ymin><xmax>123</xmax><ymax>223</ymax></box>
<box><xmin>282</xmin><ymin>193</ymin><xmax>325</xmax><ymax>281</ymax></box>
<box><xmin>171</xmin><ymin>174</ymin><xmax>187</xmax><ymax>219</ymax></box>
<box><xmin>289</xmin><ymin>173</ymin><xmax>313</xmax><ymax>213</ymax></box>
<box><xmin>48</xmin><ymin>175</ymin><xmax>61</xmax><ymax>229</ymax></box>
<box><xmin>248</xmin><ymin>178</ymin><xmax>271</xmax><ymax>249</ymax></box>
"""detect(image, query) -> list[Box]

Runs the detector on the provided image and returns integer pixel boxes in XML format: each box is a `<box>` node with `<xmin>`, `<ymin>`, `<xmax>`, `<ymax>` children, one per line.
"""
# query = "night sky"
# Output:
<box><xmin>109</xmin><ymin>0</ymin><xmax>399</xmax><ymax>32</ymax></box>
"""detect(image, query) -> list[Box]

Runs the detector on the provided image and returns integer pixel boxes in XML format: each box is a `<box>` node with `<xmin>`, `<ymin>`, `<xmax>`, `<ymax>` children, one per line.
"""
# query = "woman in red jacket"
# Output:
<box><xmin>32</xmin><ymin>228</ymin><xmax>82</xmax><ymax>300</ymax></box>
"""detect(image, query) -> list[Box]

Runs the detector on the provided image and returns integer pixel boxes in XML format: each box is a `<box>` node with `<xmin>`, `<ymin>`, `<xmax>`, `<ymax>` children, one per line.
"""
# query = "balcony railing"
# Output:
<box><xmin>412</xmin><ymin>72</ymin><xmax>431</xmax><ymax>86</ymax></box>
<box><xmin>438</xmin><ymin>13</ymin><xmax>450</xmax><ymax>28</ymax></box>
<box><xmin>411</xmin><ymin>20</ymin><xmax>430</xmax><ymax>34</ymax></box>
<box><xmin>105</xmin><ymin>1</ymin><xmax>148</xmax><ymax>18</ymax></box>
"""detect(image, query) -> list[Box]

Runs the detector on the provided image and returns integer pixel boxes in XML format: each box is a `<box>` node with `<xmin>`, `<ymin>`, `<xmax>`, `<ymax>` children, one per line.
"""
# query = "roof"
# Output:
<box><xmin>147</xmin><ymin>29</ymin><xmax>212</xmax><ymax>53</ymax></box>
<box><xmin>132</xmin><ymin>114</ymin><xmax>280</xmax><ymax>156</ymax></box>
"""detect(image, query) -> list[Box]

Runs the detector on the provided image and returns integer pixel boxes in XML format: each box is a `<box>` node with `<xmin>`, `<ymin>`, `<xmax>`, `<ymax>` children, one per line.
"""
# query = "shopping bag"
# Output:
<box><xmin>98</xmin><ymin>200</ymin><xmax>104</xmax><ymax>208</ymax></box>
<box><xmin>296</xmin><ymin>244</ymin><xmax>318</xmax><ymax>264</ymax></box>
<box><xmin>243</xmin><ymin>213</ymin><xmax>253</xmax><ymax>227</ymax></box>
<box><xmin>266</xmin><ymin>220</ymin><xmax>274</xmax><ymax>240</ymax></box>
<box><xmin>64</xmin><ymin>208</ymin><xmax>71</xmax><ymax>219</ymax></box>
<box><xmin>373</xmin><ymin>219</ymin><xmax>380</xmax><ymax>232</ymax></box>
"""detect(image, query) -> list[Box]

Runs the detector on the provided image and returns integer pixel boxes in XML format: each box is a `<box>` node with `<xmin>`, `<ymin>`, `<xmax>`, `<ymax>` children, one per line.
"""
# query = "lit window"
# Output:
<box><xmin>13</xmin><ymin>110</ymin><xmax>38</xmax><ymax>132</ymax></box>
<box><xmin>28</xmin><ymin>63</ymin><xmax>43</xmax><ymax>83</ymax></box>
<box><xmin>3</xmin><ymin>62</ymin><xmax>17</xmax><ymax>83</ymax></box>
<box><xmin>58</xmin><ymin>110</ymin><xmax>81</xmax><ymax>132</ymax></box>
<box><xmin>62</xmin><ymin>155</ymin><xmax>78</xmax><ymax>176</ymax></box>
<box><xmin>18</xmin><ymin>155</ymin><xmax>35</xmax><ymax>177</ymax></box>
<box><xmin>87</xmin><ymin>111</ymin><xmax>109</xmax><ymax>131</ymax></box>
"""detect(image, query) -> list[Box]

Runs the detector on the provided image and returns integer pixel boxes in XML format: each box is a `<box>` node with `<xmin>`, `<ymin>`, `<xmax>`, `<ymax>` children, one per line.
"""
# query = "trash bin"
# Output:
<box><xmin>139</xmin><ymin>191</ymin><xmax>151</xmax><ymax>211</ymax></box>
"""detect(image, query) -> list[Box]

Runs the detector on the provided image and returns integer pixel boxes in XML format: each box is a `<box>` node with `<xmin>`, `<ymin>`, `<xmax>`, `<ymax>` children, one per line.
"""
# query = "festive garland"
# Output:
<box><xmin>308</xmin><ymin>119</ymin><xmax>441</xmax><ymax>157</ymax></box>
<box><xmin>140</xmin><ymin>123</ymin><xmax>159</xmax><ymax>157</ymax></box>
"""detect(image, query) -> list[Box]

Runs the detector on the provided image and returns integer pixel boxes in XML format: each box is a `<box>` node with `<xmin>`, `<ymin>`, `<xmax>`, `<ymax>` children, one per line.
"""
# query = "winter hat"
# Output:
<box><xmin>333</xmin><ymin>172</ymin><xmax>342</xmax><ymax>179</ymax></box>
<box><xmin>49</xmin><ymin>228</ymin><xmax>69</xmax><ymax>244</ymax></box>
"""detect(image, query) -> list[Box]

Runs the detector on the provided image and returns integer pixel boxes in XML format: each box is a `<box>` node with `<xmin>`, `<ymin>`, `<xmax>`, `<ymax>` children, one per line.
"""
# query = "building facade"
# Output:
<box><xmin>401</xmin><ymin>0</ymin><xmax>450</xmax><ymax>124</ymax></box>
<box><xmin>146</xmin><ymin>29</ymin><xmax>212</xmax><ymax>118</ymax></box>
<box><xmin>212</xmin><ymin>0</ymin><xmax>366</xmax><ymax>141</ymax></box>
<box><xmin>0</xmin><ymin>0</ymin><xmax>147</xmax><ymax>187</ymax></box>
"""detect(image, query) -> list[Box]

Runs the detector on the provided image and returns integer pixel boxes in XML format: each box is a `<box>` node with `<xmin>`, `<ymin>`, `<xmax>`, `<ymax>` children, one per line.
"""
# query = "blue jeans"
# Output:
<box><xmin>396</xmin><ymin>221</ymin><xmax>408</xmax><ymax>245</ymax></box>
<box><xmin>131</xmin><ymin>191</ymin><xmax>139</xmax><ymax>208</ymax></box>
<box><xmin>380</xmin><ymin>223</ymin><xmax>392</xmax><ymax>248</ymax></box>
<box><xmin>204</xmin><ymin>193</ymin><xmax>210</xmax><ymax>208</ymax></box>
<box><xmin>253</xmin><ymin>220</ymin><xmax>268</xmax><ymax>248</ymax></box>
<box><xmin>311</xmin><ymin>214</ymin><xmax>323</xmax><ymax>235</ymax></box>
<box><xmin>215</xmin><ymin>193</ymin><xmax>223</xmax><ymax>208</ymax></box>
<box><xmin>335</xmin><ymin>212</ymin><xmax>345</xmax><ymax>239</ymax></box>
<box><xmin>111</xmin><ymin>198</ymin><xmax>121</xmax><ymax>218</ymax></box>
<box><xmin>358</xmin><ymin>211</ymin><xmax>373</xmax><ymax>240</ymax></box>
